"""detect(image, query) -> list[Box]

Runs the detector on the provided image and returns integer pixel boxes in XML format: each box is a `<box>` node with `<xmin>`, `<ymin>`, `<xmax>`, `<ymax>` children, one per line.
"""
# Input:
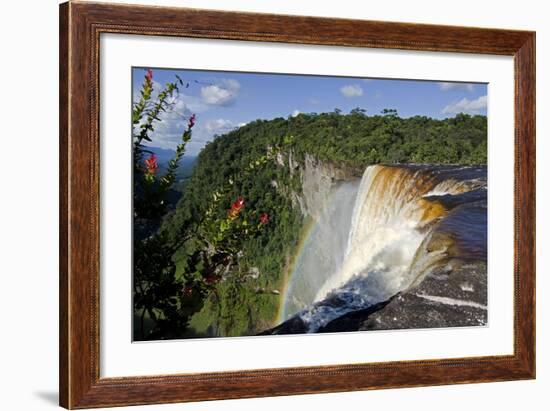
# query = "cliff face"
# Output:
<box><xmin>276</xmin><ymin>151</ymin><xmax>360</xmax><ymax>220</ymax></box>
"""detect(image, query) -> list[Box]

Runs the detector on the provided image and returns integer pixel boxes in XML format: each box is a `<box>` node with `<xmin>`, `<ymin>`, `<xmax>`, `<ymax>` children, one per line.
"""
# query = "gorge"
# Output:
<box><xmin>157</xmin><ymin>112</ymin><xmax>488</xmax><ymax>338</ymax></box>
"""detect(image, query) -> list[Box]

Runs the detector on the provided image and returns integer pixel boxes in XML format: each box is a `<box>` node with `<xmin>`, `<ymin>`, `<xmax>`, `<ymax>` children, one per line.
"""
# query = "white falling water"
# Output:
<box><xmin>314</xmin><ymin>165</ymin><xmax>443</xmax><ymax>302</ymax></box>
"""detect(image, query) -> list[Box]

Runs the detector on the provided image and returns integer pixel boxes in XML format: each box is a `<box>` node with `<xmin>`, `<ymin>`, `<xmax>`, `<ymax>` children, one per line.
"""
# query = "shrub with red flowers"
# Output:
<box><xmin>227</xmin><ymin>196</ymin><xmax>244</xmax><ymax>220</ymax></box>
<box><xmin>144</xmin><ymin>154</ymin><xmax>158</xmax><ymax>174</ymax></box>
<box><xmin>259</xmin><ymin>213</ymin><xmax>270</xmax><ymax>225</ymax></box>
<box><xmin>132</xmin><ymin>69</ymin><xmax>279</xmax><ymax>340</ymax></box>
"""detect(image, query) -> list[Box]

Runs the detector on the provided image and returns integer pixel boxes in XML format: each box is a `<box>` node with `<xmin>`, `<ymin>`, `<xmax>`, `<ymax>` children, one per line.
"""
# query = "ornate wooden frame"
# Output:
<box><xmin>59</xmin><ymin>1</ymin><xmax>536</xmax><ymax>408</ymax></box>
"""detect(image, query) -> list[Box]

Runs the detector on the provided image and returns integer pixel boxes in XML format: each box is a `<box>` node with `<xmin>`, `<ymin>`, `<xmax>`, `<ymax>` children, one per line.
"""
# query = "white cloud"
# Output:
<box><xmin>438</xmin><ymin>82</ymin><xmax>475</xmax><ymax>92</ymax></box>
<box><xmin>221</xmin><ymin>78</ymin><xmax>241</xmax><ymax>91</ymax></box>
<box><xmin>201</xmin><ymin>86</ymin><xmax>233</xmax><ymax>105</ymax></box>
<box><xmin>148</xmin><ymin>118</ymin><xmax>237</xmax><ymax>154</ymax></box>
<box><xmin>442</xmin><ymin>95</ymin><xmax>487</xmax><ymax>115</ymax></box>
<box><xmin>205</xmin><ymin>118</ymin><xmax>235</xmax><ymax>133</ymax></box>
<box><xmin>340</xmin><ymin>84</ymin><xmax>363</xmax><ymax>98</ymax></box>
<box><xmin>200</xmin><ymin>79</ymin><xmax>241</xmax><ymax>106</ymax></box>
<box><xmin>134</xmin><ymin>79</ymin><xmax>207</xmax><ymax>113</ymax></box>
<box><xmin>183</xmin><ymin>118</ymin><xmax>240</xmax><ymax>155</ymax></box>
<box><xmin>134</xmin><ymin>75</ymin><xmax>236</xmax><ymax>154</ymax></box>
<box><xmin>132</xmin><ymin>77</ymin><xmax>240</xmax><ymax>151</ymax></box>
<box><xmin>291</xmin><ymin>109</ymin><xmax>301</xmax><ymax>117</ymax></box>
<box><xmin>133</xmin><ymin>80</ymin><xmax>198</xmax><ymax>150</ymax></box>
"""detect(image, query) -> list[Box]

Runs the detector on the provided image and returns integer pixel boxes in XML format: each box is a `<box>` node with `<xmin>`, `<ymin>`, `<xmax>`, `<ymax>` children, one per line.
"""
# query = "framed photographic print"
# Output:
<box><xmin>59</xmin><ymin>1</ymin><xmax>535</xmax><ymax>409</ymax></box>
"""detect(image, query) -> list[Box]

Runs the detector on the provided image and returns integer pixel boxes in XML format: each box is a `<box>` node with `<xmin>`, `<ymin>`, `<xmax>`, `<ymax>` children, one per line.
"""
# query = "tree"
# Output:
<box><xmin>381</xmin><ymin>108</ymin><xmax>398</xmax><ymax>117</ymax></box>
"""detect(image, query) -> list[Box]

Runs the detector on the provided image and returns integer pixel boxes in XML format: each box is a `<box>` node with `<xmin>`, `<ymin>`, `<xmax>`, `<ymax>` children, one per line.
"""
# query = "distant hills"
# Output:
<box><xmin>142</xmin><ymin>146</ymin><xmax>197</xmax><ymax>180</ymax></box>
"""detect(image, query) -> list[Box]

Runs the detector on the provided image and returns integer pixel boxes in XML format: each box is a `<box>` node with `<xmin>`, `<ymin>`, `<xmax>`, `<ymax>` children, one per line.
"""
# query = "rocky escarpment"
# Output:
<box><xmin>275</xmin><ymin>151</ymin><xmax>360</xmax><ymax>220</ymax></box>
<box><xmin>320</xmin><ymin>260</ymin><xmax>487</xmax><ymax>332</ymax></box>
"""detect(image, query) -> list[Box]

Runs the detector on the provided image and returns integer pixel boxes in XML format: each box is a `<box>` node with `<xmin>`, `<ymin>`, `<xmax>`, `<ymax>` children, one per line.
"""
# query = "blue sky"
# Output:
<box><xmin>133</xmin><ymin>67</ymin><xmax>487</xmax><ymax>155</ymax></box>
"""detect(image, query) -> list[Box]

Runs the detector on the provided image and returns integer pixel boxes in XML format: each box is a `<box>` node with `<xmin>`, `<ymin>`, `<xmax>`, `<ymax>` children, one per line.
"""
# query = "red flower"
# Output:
<box><xmin>144</xmin><ymin>154</ymin><xmax>158</xmax><ymax>174</ymax></box>
<box><xmin>259</xmin><ymin>213</ymin><xmax>270</xmax><ymax>225</ymax></box>
<box><xmin>228</xmin><ymin>196</ymin><xmax>245</xmax><ymax>220</ymax></box>
<box><xmin>145</xmin><ymin>68</ymin><xmax>153</xmax><ymax>83</ymax></box>
<box><xmin>183</xmin><ymin>285</ymin><xmax>194</xmax><ymax>297</ymax></box>
<box><xmin>188</xmin><ymin>113</ymin><xmax>196</xmax><ymax>129</ymax></box>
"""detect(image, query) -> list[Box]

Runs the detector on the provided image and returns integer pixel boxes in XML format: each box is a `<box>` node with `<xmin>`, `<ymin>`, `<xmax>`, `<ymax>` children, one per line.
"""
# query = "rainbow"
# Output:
<box><xmin>276</xmin><ymin>216</ymin><xmax>318</xmax><ymax>323</ymax></box>
<box><xmin>274</xmin><ymin>179</ymin><xmax>359</xmax><ymax>324</ymax></box>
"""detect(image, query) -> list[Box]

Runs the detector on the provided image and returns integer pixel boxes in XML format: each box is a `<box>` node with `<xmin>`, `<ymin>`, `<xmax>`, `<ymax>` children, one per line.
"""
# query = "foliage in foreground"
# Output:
<box><xmin>132</xmin><ymin>70</ymin><xmax>274</xmax><ymax>340</ymax></box>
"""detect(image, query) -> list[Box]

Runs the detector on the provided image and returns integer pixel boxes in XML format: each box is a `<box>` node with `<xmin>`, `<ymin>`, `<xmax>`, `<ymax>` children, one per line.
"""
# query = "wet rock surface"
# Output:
<box><xmin>259</xmin><ymin>314</ymin><xmax>308</xmax><ymax>335</ymax></box>
<box><xmin>317</xmin><ymin>297</ymin><xmax>397</xmax><ymax>333</ymax></box>
<box><xmin>361</xmin><ymin>260</ymin><xmax>487</xmax><ymax>331</ymax></box>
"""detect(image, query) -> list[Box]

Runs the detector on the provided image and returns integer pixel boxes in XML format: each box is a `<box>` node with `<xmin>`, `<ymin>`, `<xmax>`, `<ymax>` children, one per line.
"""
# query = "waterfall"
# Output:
<box><xmin>315</xmin><ymin>165</ymin><xmax>445</xmax><ymax>301</ymax></box>
<box><xmin>280</xmin><ymin>164</ymin><xmax>486</xmax><ymax>332</ymax></box>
